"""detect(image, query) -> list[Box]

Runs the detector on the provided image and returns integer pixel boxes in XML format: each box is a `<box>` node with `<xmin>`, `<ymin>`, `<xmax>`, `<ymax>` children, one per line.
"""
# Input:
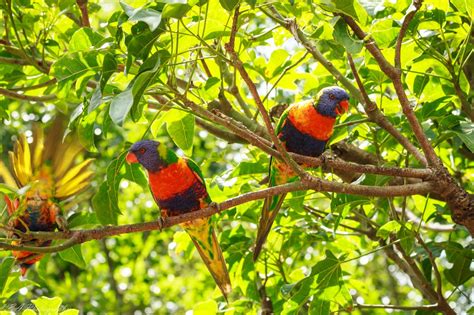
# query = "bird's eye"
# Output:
<box><xmin>329</xmin><ymin>93</ymin><xmax>336</xmax><ymax>100</ymax></box>
<box><xmin>139</xmin><ymin>148</ymin><xmax>146</xmax><ymax>154</ymax></box>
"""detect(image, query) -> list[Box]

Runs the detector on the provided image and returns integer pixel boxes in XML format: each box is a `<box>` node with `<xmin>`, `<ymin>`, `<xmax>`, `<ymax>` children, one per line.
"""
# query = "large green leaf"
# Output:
<box><xmin>332</xmin><ymin>18</ymin><xmax>363</xmax><ymax>53</ymax></box>
<box><xmin>58</xmin><ymin>245</ymin><xmax>86</xmax><ymax>269</ymax></box>
<box><xmin>0</xmin><ymin>257</ymin><xmax>15</xmax><ymax>295</ymax></box>
<box><xmin>51</xmin><ymin>52</ymin><xmax>100</xmax><ymax>82</ymax></box>
<box><xmin>92</xmin><ymin>152</ymin><xmax>127</xmax><ymax>225</ymax></box>
<box><xmin>69</xmin><ymin>28</ymin><xmax>105</xmax><ymax>52</ymax></box>
<box><xmin>457</xmin><ymin>120</ymin><xmax>474</xmax><ymax>152</ymax></box>
<box><xmin>109</xmin><ymin>88</ymin><xmax>134</xmax><ymax>125</ymax></box>
<box><xmin>219</xmin><ymin>0</ymin><xmax>239</xmax><ymax>11</ymax></box>
<box><xmin>166</xmin><ymin>109</ymin><xmax>195</xmax><ymax>155</ymax></box>
<box><xmin>121</xmin><ymin>1</ymin><xmax>162</xmax><ymax>31</ymax></box>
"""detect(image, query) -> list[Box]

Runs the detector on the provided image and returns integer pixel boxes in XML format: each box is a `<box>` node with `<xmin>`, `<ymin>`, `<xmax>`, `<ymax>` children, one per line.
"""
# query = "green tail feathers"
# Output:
<box><xmin>253</xmin><ymin>193</ymin><xmax>287</xmax><ymax>261</ymax></box>
<box><xmin>183</xmin><ymin>218</ymin><xmax>231</xmax><ymax>299</ymax></box>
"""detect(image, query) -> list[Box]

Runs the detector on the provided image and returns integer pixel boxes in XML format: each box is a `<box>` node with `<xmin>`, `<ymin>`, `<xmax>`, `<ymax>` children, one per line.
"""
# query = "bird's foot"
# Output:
<box><xmin>157</xmin><ymin>217</ymin><xmax>164</xmax><ymax>231</ymax></box>
<box><xmin>209</xmin><ymin>202</ymin><xmax>220</xmax><ymax>213</ymax></box>
<box><xmin>56</xmin><ymin>215</ymin><xmax>69</xmax><ymax>232</ymax></box>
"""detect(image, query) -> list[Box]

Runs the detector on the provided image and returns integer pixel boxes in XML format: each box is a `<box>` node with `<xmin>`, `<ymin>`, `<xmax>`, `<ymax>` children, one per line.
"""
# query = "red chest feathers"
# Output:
<box><xmin>288</xmin><ymin>101</ymin><xmax>336</xmax><ymax>141</ymax></box>
<box><xmin>148</xmin><ymin>159</ymin><xmax>196</xmax><ymax>200</ymax></box>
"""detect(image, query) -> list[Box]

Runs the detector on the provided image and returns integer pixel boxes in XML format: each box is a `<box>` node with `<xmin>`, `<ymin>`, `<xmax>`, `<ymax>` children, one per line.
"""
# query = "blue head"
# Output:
<box><xmin>126</xmin><ymin>140</ymin><xmax>164</xmax><ymax>172</ymax></box>
<box><xmin>315</xmin><ymin>86</ymin><xmax>350</xmax><ymax>118</ymax></box>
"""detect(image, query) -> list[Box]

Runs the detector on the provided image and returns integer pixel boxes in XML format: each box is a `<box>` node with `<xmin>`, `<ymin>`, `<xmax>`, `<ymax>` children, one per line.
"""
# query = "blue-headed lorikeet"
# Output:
<box><xmin>3</xmin><ymin>118</ymin><xmax>93</xmax><ymax>275</ymax></box>
<box><xmin>254</xmin><ymin>86</ymin><xmax>350</xmax><ymax>260</ymax></box>
<box><xmin>126</xmin><ymin>140</ymin><xmax>231</xmax><ymax>299</ymax></box>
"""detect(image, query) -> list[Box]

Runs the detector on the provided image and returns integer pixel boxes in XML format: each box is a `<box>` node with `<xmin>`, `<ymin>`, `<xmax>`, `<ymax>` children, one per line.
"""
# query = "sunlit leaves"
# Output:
<box><xmin>120</xmin><ymin>1</ymin><xmax>162</xmax><ymax>31</ymax></box>
<box><xmin>219</xmin><ymin>0</ymin><xmax>239</xmax><ymax>12</ymax></box>
<box><xmin>109</xmin><ymin>51</ymin><xmax>167</xmax><ymax>125</ymax></box>
<box><xmin>31</xmin><ymin>296</ymin><xmax>79</xmax><ymax>315</ymax></box>
<box><xmin>332</xmin><ymin>18</ymin><xmax>363</xmax><ymax>54</ymax></box>
<box><xmin>444</xmin><ymin>242</ymin><xmax>474</xmax><ymax>286</ymax></box>
<box><xmin>92</xmin><ymin>152</ymin><xmax>126</xmax><ymax>225</ymax></box>
<box><xmin>58</xmin><ymin>245</ymin><xmax>86</xmax><ymax>269</ymax></box>
<box><xmin>51</xmin><ymin>52</ymin><xmax>100</xmax><ymax>83</ymax></box>
<box><xmin>69</xmin><ymin>28</ymin><xmax>105</xmax><ymax>53</ymax></box>
<box><xmin>0</xmin><ymin>257</ymin><xmax>15</xmax><ymax>296</ymax></box>
<box><xmin>166</xmin><ymin>109</ymin><xmax>195</xmax><ymax>155</ymax></box>
<box><xmin>109</xmin><ymin>87</ymin><xmax>134</xmax><ymax>125</ymax></box>
<box><xmin>282</xmin><ymin>251</ymin><xmax>352</xmax><ymax>312</ymax></box>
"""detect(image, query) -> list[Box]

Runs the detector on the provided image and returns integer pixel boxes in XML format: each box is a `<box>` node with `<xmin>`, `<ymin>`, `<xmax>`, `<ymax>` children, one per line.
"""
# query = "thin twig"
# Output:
<box><xmin>224</xmin><ymin>6</ymin><xmax>307</xmax><ymax>179</ymax></box>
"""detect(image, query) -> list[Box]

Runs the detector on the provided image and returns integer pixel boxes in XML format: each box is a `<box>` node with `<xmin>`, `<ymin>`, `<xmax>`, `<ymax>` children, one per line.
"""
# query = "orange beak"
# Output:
<box><xmin>126</xmin><ymin>152</ymin><xmax>138</xmax><ymax>164</ymax></box>
<box><xmin>336</xmin><ymin>99</ymin><xmax>349</xmax><ymax>115</ymax></box>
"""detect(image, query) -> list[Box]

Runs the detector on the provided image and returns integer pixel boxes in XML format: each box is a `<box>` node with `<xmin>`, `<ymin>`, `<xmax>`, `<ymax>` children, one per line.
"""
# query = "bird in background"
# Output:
<box><xmin>126</xmin><ymin>140</ymin><xmax>231</xmax><ymax>299</ymax></box>
<box><xmin>1</xmin><ymin>117</ymin><xmax>93</xmax><ymax>275</ymax></box>
<box><xmin>254</xmin><ymin>86</ymin><xmax>350</xmax><ymax>261</ymax></box>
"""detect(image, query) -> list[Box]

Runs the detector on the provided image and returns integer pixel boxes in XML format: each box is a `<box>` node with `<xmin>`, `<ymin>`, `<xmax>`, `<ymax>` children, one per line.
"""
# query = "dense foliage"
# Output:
<box><xmin>0</xmin><ymin>0</ymin><xmax>473</xmax><ymax>314</ymax></box>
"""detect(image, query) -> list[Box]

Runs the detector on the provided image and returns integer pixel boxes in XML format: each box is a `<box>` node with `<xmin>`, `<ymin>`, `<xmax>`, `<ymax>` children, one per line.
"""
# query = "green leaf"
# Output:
<box><xmin>121</xmin><ymin>1</ymin><xmax>162</xmax><ymax>31</ymax></box>
<box><xmin>51</xmin><ymin>52</ymin><xmax>100</xmax><ymax>82</ymax></box>
<box><xmin>77</xmin><ymin>110</ymin><xmax>97</xmax><ymax>152</ymax></box>
<box><xmin>69</xmin><ymin>28</ymin><xmax>104</xmax><ymax>52</ymax></box>
<box><xmin>397</xmin><ymin>225</ymin><xmax>414</xmax><ymax>254</ymax></box>
<box><xmin>370</xmin><ymin>19</ymin><xmax>398</xmax><ymax>47</ymax></box>
<box><xmin>451</xmin><ymin>0</ymin><xmax>474</xmax><ymax>18</ymax></box>
<box><xmin>321</xmin><ymin>0</ymin><xmax>359</xmax><ymax>21</ymax></box>
<box><xmin>123</xmin><ymin>162</ymin><xmax>148</xmax><ymax>187</ymax></box>
<box><xmin>0</xmin><ymin>184</ymin><xmax>16</xmax><ymax>195</ymax></box>
<box><xmin>130</xmin><ymin>53</ymin><xmax>163</xmax><ymax>121</ymax></box>
<box><xmin>376</xmin><ymin>220</ymin><xmax>402</xmax><ymax>239</ymax></box>
<box><xmin>457</xmin><ymin>120</ymin><xmax>474</xmax><ymax>152</ymax></box>
<box><xmin>32</xmin><ymin>296</ymin><xmax>62</xmax><ymax>314</ymax></box>
<box><xmin>109</xmin><ymin>88</ymin><xmax>134</xmax><ymax>125</ymax></box>
<box><xmin>100</xmin><ymin>53</ymin><xmax>117</xmax><ymax>92</ymax></box>
<box><xmin>92</xmin><ymin>152</ymin><xmax>127</xmax><ymax>225</ymax></box>
<box><xmin>219</xmin><ymin>0</ymin><xmax>239</xmax><ymax>11</ymax></box>
<box><xmin>58</xmin><ymin>245</ymin><xmax>86</xmax><ymax>269</ymax></box>
<box><xmin>193</xmin><ymin>299</ymin><xmax>217</xmax><ymax>315</ymax></box>
<box><xmin>92</xmin><ymin>182</ymin><xmax>118</xmax><ymax>225</ymax></box>
<box><xmin>166</xmin><ymin>110</ymin><xmax>195</xmax><ymax>155</ymax></box>
<box><xmin>0</xmin><ymin>257</ymin><xmax>15</xmax><ymax>294</ymax></box>
<box><xmin>332</xmin><ymin>18</ymin><xmax>363</xmax><ymax>53</ymax></box>
<box><xmin>162</xmin><ymin>3</ymin><xmax>192</xmax><ymax>19</ymax></box>
<box><xmin>444</xmin><ymin>243</ymin><xmax>474</xmax><ymax>286</ymax></box>
<box><xmin>309</xmin><ymin>299</ymin><xmax>330</xmax><ymax>315</ymax></box>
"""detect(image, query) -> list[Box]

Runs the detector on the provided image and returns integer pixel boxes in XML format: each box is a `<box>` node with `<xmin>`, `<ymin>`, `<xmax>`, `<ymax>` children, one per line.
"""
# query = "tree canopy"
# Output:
<box><xmin>0</xmin><ymin>0</ymin><xmax>473</xmax><ymax>314</ymax></box>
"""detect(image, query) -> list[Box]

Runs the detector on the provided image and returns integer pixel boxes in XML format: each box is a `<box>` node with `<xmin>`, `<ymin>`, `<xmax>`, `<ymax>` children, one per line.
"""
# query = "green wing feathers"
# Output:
<box><xmin>183</xmin><ymin>217</ymin><xmax>231</xmax><ymax>300</ymax></box>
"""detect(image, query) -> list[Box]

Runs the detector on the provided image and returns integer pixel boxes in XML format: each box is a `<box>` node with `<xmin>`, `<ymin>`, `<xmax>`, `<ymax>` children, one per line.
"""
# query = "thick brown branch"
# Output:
<box><xmin>76</xmin><ymin>0</ymin><xmax>91</xmax><ymax>27</ymax></box>
<box><xmin>0</xmin><ymin>180</ymin><xmax>435</xmax><ymax>252</ymax></box>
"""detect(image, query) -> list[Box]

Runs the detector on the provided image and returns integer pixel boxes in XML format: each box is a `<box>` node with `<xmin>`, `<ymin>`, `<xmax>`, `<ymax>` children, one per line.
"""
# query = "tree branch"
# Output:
<box><xmin>0</xmin><ymin>87</ymin><xmax>57</xmax><ymax>102</ymax></box>
<box><xmin>224</xmin><ymin>6</ymin><xmax>307</xmax><ymax>179</ymax></box>
<box><xmin>395</xmin><ymin>0</ymin><xmax>423</xmax><ymax>69</ymax></box>
<box><xmin>347</xmin><ymin>53</ymin><xmax>427</xmax><ymax>166</ymax></box>
<box><xmin>76</xmin><ymin>0</ymin><xmax>91</xmax><ymax>27</ymax></box>
<box><xmin>0</xmin><ymin>180</ymin><xmax>435</xmax><ymax>252</ymax></box>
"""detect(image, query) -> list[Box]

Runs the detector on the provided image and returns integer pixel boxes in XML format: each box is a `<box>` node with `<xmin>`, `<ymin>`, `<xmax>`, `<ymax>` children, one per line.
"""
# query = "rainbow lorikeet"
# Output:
<box><xmin>3</xmin><ymin>119</ymin><xmax>93</xmax><ymax>275</ymax></box>
<box><xmin>126</xmin><ymin>140</ymin><xmax>231</xmax><ymax>299</ymax></box>
<box><xmin>254</xmin><ymin>86</ymin><xmax>350</xmax><ymax>260</ymax></box>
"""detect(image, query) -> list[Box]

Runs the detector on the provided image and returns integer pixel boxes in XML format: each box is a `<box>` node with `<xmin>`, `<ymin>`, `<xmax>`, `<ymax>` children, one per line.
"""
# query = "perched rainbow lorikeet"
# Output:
<box><xmin>126</xmin><ymin>140</ymin><xmax>231</xmax><ymax>299</ymax></box>
<box><xmin>2</xmin><ymin>118</ymin><xmax>93</xmax><ymax>275</ymax></box>
<box><xmin>254</xmin><ymin>86</ymin><xmax>350</xmax><ymax>260</ymax></box>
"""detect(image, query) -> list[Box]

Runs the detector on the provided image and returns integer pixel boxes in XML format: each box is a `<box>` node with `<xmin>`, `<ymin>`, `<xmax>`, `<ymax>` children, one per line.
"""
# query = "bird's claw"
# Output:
<box><xmin>157</xmin><ymin>217</ymin><xmax>164</xmax><ymax>231</ymax></box>
<box><xmin>56</xmin><ymin>215</ymin><xmax>69</xmax><ymax>232</ymax></box>
<box><xmin>209</xmin><ymin>202</ymin><xmax>220</xmax><ymax>212</ymax></box>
